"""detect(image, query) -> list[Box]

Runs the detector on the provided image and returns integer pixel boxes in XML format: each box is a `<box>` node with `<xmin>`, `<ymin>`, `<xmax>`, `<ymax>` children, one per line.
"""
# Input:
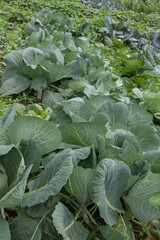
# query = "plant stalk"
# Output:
<box><xmin>84</xmin><ymin>207</ymin><xmax>97</xmax><ymax>226</ymax></box>
<box><xmin>1</xmin><ymin>208</ymin><xmax>6</xmax><ymax>220</ymax></box>
<box><xmin>58</xmin><ymin>192</ymin><xmax>80</xmax><ymax>209</ymax></box>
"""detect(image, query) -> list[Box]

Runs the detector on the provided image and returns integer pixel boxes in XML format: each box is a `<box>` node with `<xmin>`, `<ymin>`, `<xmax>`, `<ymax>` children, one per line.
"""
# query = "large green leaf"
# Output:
<box><xmin>84</xmin><ymin>84</ymin><xmax>97</xmax><ymax>97</ymax></box>
<box><xmin>104</xmin><ymin>16</ymin><xmax>115</xmax><ymax>27</ymax></box>
<box><xmin>75</xmin><ymin>36</ymin><xmax>89</xmax><ymax>51</ymax></box>
<box><xmin>28</xmin><ymin>29</ymin><xmax>45</xmax><ymax>46</ymax></box>
<box><xmin>100</xmin><ymin>225</ymin><xmax>126</xmax><ymax>240</ymax></box>
<box><xmin>92</xmin><ymin>112</ymin><xmax>110</xmax><ymax>125</ymax></box>
<box><xmin>42</xmin><ymin>44</ymin><xmax>64</xmax><ymax>65</ymax></box>
<box><xmin>79</xmin><ymin>95</ymin><xmax>115</xmax><ymax>120</ymax></box>
<box><xmin>91</xmin><ymin>158</ymin><xmax>131</xmax><ymax>226</ymax></box>
<box><xmin>0</xmin><ymin>132</ymin><xmax>10</xmax><ymax>145</ymax></box>
<box><xmin>50</xmin><ymin>98</ymin><xmax>84</xmax><ymax>123</ymax></box>
<box><xmin>100</xmin><ymin>216</ymin><xmax>135</xmax><ymax>240</ymax></box>
<box><xmin>62</xmin><ymin>98</ymin><xmax>85</xmax><ymax>117</ymax></box>
<box><xmin>40</xmin><ymin>214</ymin><xmax>60</xmax><ymax>240</ymax></box>
<box><xmin>30</xmin><ymin>76</ymin><xmax>47</xmax><ymax>91</ymax></box>
<box><xmin>69</xmin><ymin>77</ymin><xmax>89</xmax><ymax>93</ymax></box>
<box><xmin>59</xmin><ymin>122</ymin><xmax>106</xmax><ymax>146</ymax></box>
<box><xmin>52</xmin><ymin>202</ymin><xmax>89</xmax><ymax>240</ymax></box>
<box><xmin>127</xmin><ymin>103</ymin><xmax>152</xmax><ymax>126</ymax></box>
<box><xmin>21</xmin><ymin>64</ymin><xmax>49</xmax><ymax>80</ymax></box>
<box><xmin>27</xmin><ymin>195</ymin><xmax>59</xmax><ymax>219</ymax></box>
<box><xmin>98</xmin><ymin>102</ymin><xmax>129</xmax><ymax>124</ymax></box>
<box><xmin>71</xmin><ymin>147</ymin><xmax>91</xmax><ymax>166</ymax></box>
<box><xmin>124</xmin><ymin>172</ymin><xmax>160</xmax><ymax>221</ymax></box>
<box><xmin>124</xmin><ymin>196</ymin><xmax>160</xmax><ymax>222</ymax></box>
<box><xmin>129</xmin><ymin>160</ymin><xmax>149</xmax><ymax>177</ymax></box>
<box><xmin>8</xmin><ymin>116</ymin><xmax>61</xmax><ymax>155</ymax></box>
<box><xmin>120</xmin><ymin>140</ymin><xmax>141</xmax><ymax>164</ymax></box>
<box><xmin>0</xmin><ymin>103</ymin><xmax>19</xmax><ymax>135</ymax></box>
<box><xmin>41</xmin><ymin>152</ymin><xmax>57</xmax><ymax>167</ymax></box>
<box><xmin>69</xmin><ymin>114</ymin><xmax>86</xmax><ymax>123</ymax></box>
<box><xmin>3</xmin><ymin>50</ymin><xmax>23</xmax><ymax>68</ymax></box>
<box><xmin>143</xmin><ymin>93</ymin><xmax>160</xmax><ymax>114</ymax></box>
<box><xmin>1</xmin><ymin>66</ymin><xmax>19</xmax><ymax>83</ymax></box>
<box><xmin>119</xmin><ymin>60</ymin><xmax>143</xmax><ymax>76</ymax></box>
<box><xmin>65</xmin><ymin>167</ymin><xmax>95</xmax><ymax>205</ymax></box>
<box><xmin>142</xmin><ymin>150</ymin><xmax>160</xmax><ymax>173</ymax></box>
<box><xmin>20</xmin><ymin>138</ymin><xmax>42</xmax><ymax>173</ymax></box>
<box><xmin>52</xmin><ymin>112</ymin><xmax>72</xmax><ymax>124</ymax></box>
<box><xmin>51</xmin><ymin>104</ymin><xmax>72</xmax><ymax>125</ymax></box>
<box><xmin>131</xmin><ymin>124</ymin><xmax>160</xmax><ymax>152</ymax></box>
<box><xmin>49</xmin><ymin>60</ymin><xmax>82</xmax><ymax>82</ymax></box>
<box><xmin>64</xmin><ymin>32</ymin><xmax>77</xmax><ymax>51</ymax></box>
<box><xmin>106</xmin><ymin>129</ymin><xmax>138</xmax><ymax>150</ymax></box>
<box><xmin>126</xmin><ymin>172</ymin><xmax>160</xmax><ymax>200</ymax></box>
<box><xmin>0</xmin><ymin>165</ymin><xmax>32</xmax><ymax>208</ymax></box>
<box><xmin>9</xmin><ymin>211</ymin><xmax>41</xmax><ymax>240</ymax></box>
<box><xmin>22</xmin><ymin>47</ymin><xmax>44</xmax><ymax>69</ymax></box>
<box><xmin>0</xmin><ymin>218</ymin><xmax>11</xmax><ymax>240</ymax></box>
<box><xmin>25</xmin><ymin>20</ymin><xmax>41</xmax><ymax>34</ymax></box>
<box><xmin>42</xmin><ymin>90</ymin><xmax>63</xmax><ymax>109</ymax></box>
<box><xmin>27</xmin><ymin>197</ymin><xmax>60</xmax><ymax>239</ymax></box>
<box><xmin>21</xmin><ymin>149</ymin><xmax>73</xmax><ymax>207</ymax></box>
<box><xmin>0</xmin><ymin>147</ymin><xmax>25</xmax><ymax>187</ymax></box>
<box><xmin>0</xmin><ymin>144</ymin><xmax>14</xmax><ymax>156</ymax></box>
<box><xmin>43</xmin><ymin>146</ymin><xmax>91</xmax><ymax>167</ymax></box>
<box><xmin>0</xmin><ymin>75</ymin><xmax>31</xmax><ymax>95</ymax></box>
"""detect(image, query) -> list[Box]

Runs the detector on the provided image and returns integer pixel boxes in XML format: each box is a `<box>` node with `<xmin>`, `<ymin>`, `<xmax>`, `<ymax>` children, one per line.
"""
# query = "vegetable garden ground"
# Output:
<box><xmin>1</xmin><ymin>0</ymin><xmax>160</xmax><ymax>239</ymax></box>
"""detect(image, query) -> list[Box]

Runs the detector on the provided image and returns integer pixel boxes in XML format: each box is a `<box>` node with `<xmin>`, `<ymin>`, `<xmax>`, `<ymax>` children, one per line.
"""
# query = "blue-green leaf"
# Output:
<box><xmin>91</xmin><ymin>158</ymin><xmax>131</xmax><ymax>226</ymax></box>
<box><xmin>52</xmin><ymin>202</ymin><xmax>89</xmax><ymax>240</ymax></box>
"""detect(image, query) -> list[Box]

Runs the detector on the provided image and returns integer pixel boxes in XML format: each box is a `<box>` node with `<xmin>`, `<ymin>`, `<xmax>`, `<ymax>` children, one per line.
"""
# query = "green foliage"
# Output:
<box><xmin>122</xmin><ymin>0</ymin><xmax>160</xmax><ymax>13</ymax></box>
<box><xmin>0</xmin><ymin>92</ymin><xmax>37</xmax><ymax>118</ymax></box>
<box><xmin>0</xmin><ymin>97</ymin><xmax>160</xmax><ymax>239</ymax></box>
<box><xmin>83</xmin><ymin>0</ymin><xmax>160</xmax><ymax>14</ymax></box>
<box><xmin>0</xmin><ymin>218</ymin><xmax>11</xmax><ymax>240</ymax></box>
<box><xmin>1</xmin><ymin>1</ymin><xmax>160</xmax><ymax>239</ymax></box>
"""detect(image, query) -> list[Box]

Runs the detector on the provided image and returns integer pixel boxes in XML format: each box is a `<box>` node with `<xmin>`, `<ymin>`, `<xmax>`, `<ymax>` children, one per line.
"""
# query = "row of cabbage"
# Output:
<box><xmin>1</xmin><ymin>10</ymin><xmax>160</xmax><ymax>118</ymax></box>
<box><xmin>0</xmin><ymin>9</ymin><xmax>160</xmax><ymax>240</ymax></box>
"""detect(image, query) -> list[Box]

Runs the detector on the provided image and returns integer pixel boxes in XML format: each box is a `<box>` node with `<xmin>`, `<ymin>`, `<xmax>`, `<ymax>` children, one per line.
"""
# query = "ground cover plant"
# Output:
<box><xmin>0</xmin><ymin>0</ymin><xmax>160</xmax><ymax>239</ymax></box>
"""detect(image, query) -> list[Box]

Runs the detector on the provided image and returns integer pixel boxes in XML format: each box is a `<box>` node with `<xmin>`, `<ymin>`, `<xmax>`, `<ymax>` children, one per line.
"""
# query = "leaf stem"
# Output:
<box><xmin>64</xmin><ymin>209</ymin><xmax>82</xmax><ymax>231</ymax></box>
<box><xmin>91</xmin><ymin>206</ymin><xmax>98</xmax><ymax>216</ymax></box>
<box><xmin>120</xmin><ymin>214</ymin><xmax>128</xmax><ymax>232</ymax></box>
<box><xmin>49</xmin><ymin>84</ymin><xmax>63</xmax><ymax>91</ymax></box>
<box><xmin>69</xmin><ymin>202</ymin><xmax>79</xmax><ymax>212</ymax></box>
<box><xmin>31</xmin><ymin>209</ymin><xmax>51</xmax><ymax>240</ymax></box>
<box><xmin>131</xmin><ymin>218</ymin><xmax>143</xmax><ymax>226</ymax></box>
<box><xmin>84</xmin><ymin>207</ymin><xmax>98</xmax><ymax>226</ymax></box>
<box><xmin>0</xmin><ymin>208</ymin><xmax>6</xmax><ymax>220</ymax></box>
<box><xmin>92</xmin><ymin>144</ymin><xmax>97</xmax><ymax>169</ymax></box>
<box><xmin>88</xmin><ymin>204</ymin><xmax>97</xmax><ymax>213</ymax></box>
<box><xmin>39</xmin><ymin>228</ymin><xmax>57</xmax><ymax>239</ymax></box>
<box><xmin>58</xmin><ymin>192</ymin><xmax>80</xmax><ymax>209</ymax></box>
<box><xmin>86</xmin><ymin>201</ymin><xmax>94</xmax><ymax>207</ymax></box>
